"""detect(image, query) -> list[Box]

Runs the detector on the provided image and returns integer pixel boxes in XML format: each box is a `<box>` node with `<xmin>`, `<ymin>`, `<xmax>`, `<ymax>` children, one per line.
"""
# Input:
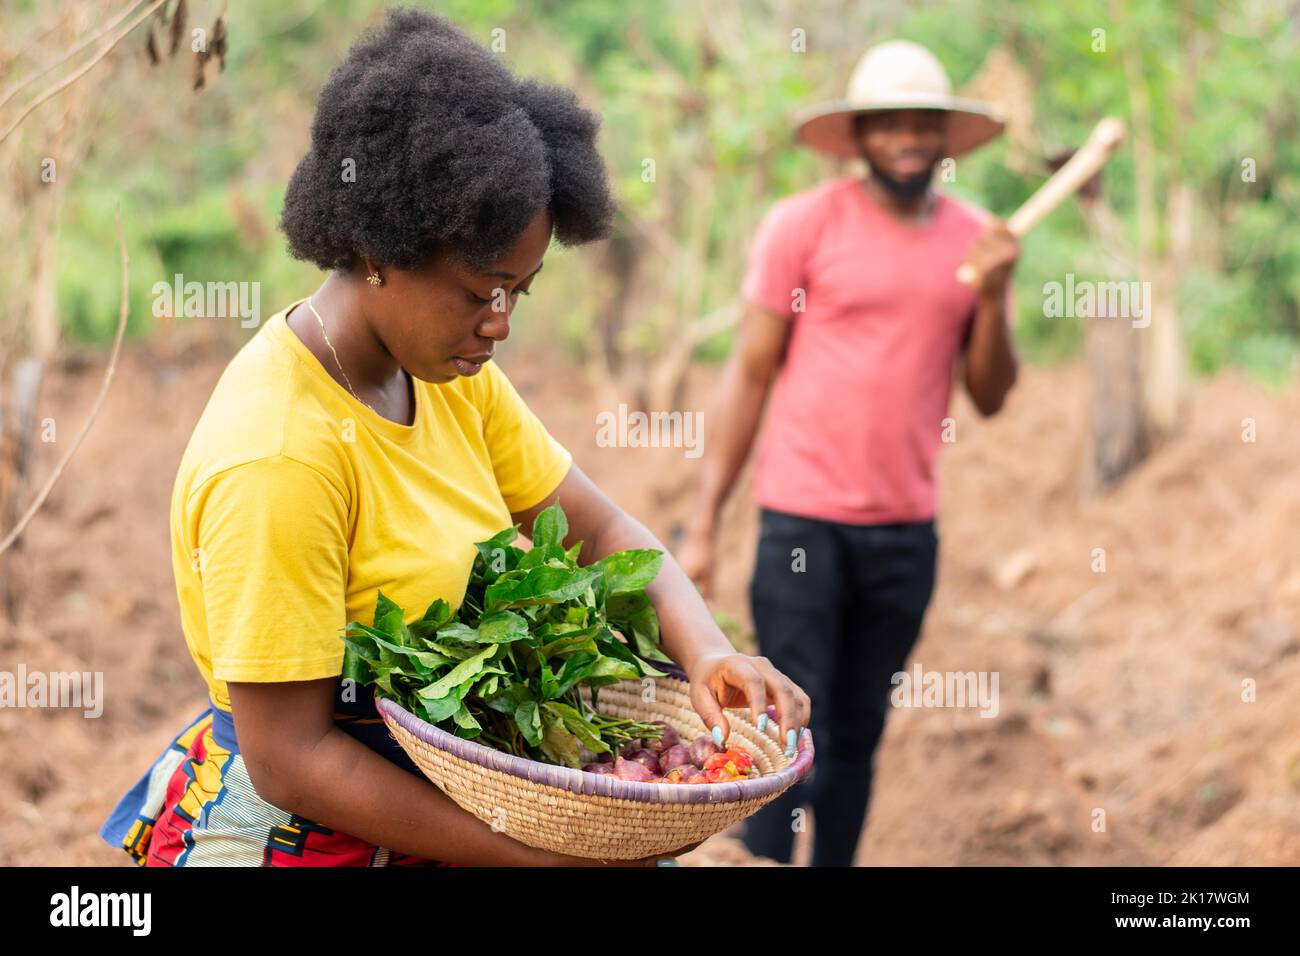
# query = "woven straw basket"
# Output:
<box><xmin>377</xmin><ymin>670</ymin><xmax>815</xmax><ymax>861</ymax></box>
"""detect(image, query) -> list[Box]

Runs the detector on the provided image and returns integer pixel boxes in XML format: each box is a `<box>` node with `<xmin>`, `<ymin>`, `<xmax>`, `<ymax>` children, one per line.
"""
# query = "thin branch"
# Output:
<box><xmin>0</xmin><ymin>205</ymin><xmax>131</xmax><ymax>558</ymax></box>
<box><xmin>0</xmin><ymin>0</ymin><xmax>168</xmax><ymax>146</ymax></box>
<box><xmin>686</xmin><ymin>298</ymin><xmax>742</xmax><ymax>347</ymax></box>
<box><xmin>0</xmin><ymin>0</ymin><xmax>151</xmax><ymax>112</ymax></box>
<box><xmin>617</xmin><ymin>205</ymin><xmax>679</xmax><ymax>264</ymax></box>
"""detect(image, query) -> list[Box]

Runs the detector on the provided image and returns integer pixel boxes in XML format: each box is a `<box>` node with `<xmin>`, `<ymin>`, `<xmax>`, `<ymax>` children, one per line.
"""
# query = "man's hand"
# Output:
<box><xmin>964</xmin><ymin>219</ymin><xmax>1020</xmax><ymax>299</ymax></box>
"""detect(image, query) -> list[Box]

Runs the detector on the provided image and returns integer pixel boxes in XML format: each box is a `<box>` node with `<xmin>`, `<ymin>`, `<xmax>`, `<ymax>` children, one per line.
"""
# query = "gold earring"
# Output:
<box><xmin>367</xmin><ymin>270</ymin><xmax>382</xmax><ymax>287</ymax></box>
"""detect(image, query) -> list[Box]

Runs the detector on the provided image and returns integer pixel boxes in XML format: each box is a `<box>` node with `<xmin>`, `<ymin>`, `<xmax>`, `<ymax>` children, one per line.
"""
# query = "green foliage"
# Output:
<box><xmin>908</xmin><ymin>0</ymin><xmax>1297</xmax><ymax>380</ymax></box>
<box><xmin>37</xmin><ymin>0</ymin><xmax>1300</xmax><ymax>385</ymax></box>
<box><xmin>341</xmin><ymin>503</ymin><xmax>671</xmax><ymax>767</ymax></box>
<box><xmin>55</xmin><ymin>187</ymin><xmax>163</xmax><ymax>342</ymax></box>
<box><xmin>148</xmin><ymin>192</ymin><xmax>256</xmax><ymax>281</ymax></box>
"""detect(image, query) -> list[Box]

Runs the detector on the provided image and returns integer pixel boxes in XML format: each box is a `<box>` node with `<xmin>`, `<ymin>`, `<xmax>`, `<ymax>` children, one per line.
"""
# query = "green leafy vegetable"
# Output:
<box><xmin>342</xmin><ymin>502</ymin><xmax>670</xmax><ymax>767</ymax></box>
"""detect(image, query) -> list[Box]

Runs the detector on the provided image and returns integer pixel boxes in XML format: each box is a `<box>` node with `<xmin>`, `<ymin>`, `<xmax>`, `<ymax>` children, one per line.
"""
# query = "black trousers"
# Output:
<box><xmin>740</xmin><ymin>507</ymin><xmax>938</xmax><ymax>866</ymax></box>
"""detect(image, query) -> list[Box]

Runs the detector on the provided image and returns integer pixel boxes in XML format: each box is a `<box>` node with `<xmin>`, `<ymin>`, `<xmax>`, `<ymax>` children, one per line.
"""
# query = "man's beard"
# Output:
<box><xmin>865</xmin><ymin>160</ymin><xmax>935</xmax><ymax>201</ymax></box>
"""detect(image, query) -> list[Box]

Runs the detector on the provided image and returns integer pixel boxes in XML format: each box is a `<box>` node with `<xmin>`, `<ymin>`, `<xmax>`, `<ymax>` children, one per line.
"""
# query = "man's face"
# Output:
<box><xmin>853</xmin><ymin>109</ymin><xmax>947</xmax><ymax>199</ymax></box>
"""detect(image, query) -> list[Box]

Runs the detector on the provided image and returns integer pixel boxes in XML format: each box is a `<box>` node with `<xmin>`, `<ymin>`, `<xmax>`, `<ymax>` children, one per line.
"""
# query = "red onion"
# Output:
<box><xmin>659</xmin><ymin>744</ymin><xmax>692</xmax><ymax>773</ymax></box>
<box><xmin>689</xmin><ymin>735</ymin><xmax>721</xmax><ymax>768</ymax></box>
<box><xmin>645</xmin><ymin>722</ymin><xmax>681</xmax><ymax>754</ymax></box>
<box><xmin>628</xmin><ymin>749</ymin><xmax>663</xmax><ymax>775</ymax></box>
<box><xmin>613</xmin><ymin>757</ymin><xmax>657</xmax><ymax>782</ymax></box>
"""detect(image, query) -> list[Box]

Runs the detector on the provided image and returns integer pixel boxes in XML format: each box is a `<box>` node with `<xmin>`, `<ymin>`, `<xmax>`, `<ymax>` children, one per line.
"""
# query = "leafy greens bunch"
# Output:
<box><xmin>340</xmin><ymin>503</ymin><xmax>676</xmax><ymax>768</ymax></box>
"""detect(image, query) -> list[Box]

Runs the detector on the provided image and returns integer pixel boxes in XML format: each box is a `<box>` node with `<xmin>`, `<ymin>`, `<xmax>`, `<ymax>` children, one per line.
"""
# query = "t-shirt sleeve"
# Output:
<box><xmin>191</xmin><ymin>455</ymin><xmax>351</xmax><ymax>683</ymax></box>
<box><xmin>740</xmin><ymin>194</ymin><xmax>820</xmax><ymax>318</ymax></box>
<box><xmin>477</xmin><ymin>361</ymin><xmax>573</xmax><ymax>513</ymax></box>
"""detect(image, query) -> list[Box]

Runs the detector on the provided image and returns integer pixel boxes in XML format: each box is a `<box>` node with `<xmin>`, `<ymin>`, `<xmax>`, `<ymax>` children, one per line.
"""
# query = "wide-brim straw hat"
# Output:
<box><xmin>795</xmin><ymin>40</ymin><xmax>1005</xmax><ymax>158</ymax></box>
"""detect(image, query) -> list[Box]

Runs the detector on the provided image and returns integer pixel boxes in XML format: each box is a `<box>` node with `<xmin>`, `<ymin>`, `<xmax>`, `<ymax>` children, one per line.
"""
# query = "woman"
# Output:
<box><xmin>100</xmin><ymin>8</ymin><xmax>810</xmax><ymax>867</ymax></box>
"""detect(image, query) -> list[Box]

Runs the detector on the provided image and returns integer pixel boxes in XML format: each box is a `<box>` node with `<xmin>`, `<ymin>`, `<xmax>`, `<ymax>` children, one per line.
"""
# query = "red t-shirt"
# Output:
<box><xmin>741</xmin><ymin>177</ymin><xmax>1002</xmax><ymax>525</ymax></box>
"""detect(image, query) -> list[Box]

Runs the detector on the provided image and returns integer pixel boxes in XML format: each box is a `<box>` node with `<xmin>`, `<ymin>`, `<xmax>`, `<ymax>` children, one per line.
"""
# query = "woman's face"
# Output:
<box><xmin>371</xmin><ymin>209</ymin><xmax>552</xmax><ymax>384</ymax></box>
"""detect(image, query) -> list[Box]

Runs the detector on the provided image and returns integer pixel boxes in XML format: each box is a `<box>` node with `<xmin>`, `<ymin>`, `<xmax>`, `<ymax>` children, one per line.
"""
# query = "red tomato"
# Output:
<box><xmin>703</xmin><ymin>753</ymin><xmax>734</xmax><ymax>773</ymax></box>
<box><xmin>704</xmin><ymin>748</ymin><xmax>753</xmax><ymax>777</ymax></box>
<box><xmin>726</xmin><ymin>748</ymin><xmax>754</xmax><ymax>772</ymax></box>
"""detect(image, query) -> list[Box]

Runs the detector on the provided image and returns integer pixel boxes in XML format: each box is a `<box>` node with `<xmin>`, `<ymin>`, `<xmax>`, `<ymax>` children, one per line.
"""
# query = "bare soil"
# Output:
<box><xmin>2</xmin><ymin>331</ymin><xmax>1296</xmax><ymax>866</ymax></box>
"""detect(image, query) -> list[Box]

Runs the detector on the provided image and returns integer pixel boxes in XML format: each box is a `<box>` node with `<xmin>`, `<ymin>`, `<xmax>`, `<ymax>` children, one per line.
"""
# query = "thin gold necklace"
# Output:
<box><xmin>305</xmin><ymin>295</ymin><xmax>378</xmax><ymax>414</ymax></box>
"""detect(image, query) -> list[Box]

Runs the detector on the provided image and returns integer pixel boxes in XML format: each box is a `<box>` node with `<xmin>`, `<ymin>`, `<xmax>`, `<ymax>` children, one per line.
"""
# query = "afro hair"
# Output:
<box><xmin>279</xmin><ymin>7</ymin><xmax>616</xmax><ymax>273</ymax></box>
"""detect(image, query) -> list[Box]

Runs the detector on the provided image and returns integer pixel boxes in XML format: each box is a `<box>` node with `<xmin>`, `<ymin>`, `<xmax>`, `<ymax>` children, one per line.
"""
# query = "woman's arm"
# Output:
<box><xmin>512</xmin><ymin>464</ymin><xmax>812</xmax><ymax>755</ymax></box>
<box><xmin>227</xmin><ymin>678</ymin><xmax>689</xmax><ymax>866</ymax></box>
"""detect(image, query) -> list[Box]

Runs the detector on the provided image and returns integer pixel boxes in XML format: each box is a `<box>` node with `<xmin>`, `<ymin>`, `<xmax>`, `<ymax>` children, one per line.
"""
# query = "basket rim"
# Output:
<box><xmin>376</xmin><ymin>676</ymin><xmax>814</xmax><ymax>806</ymax></box>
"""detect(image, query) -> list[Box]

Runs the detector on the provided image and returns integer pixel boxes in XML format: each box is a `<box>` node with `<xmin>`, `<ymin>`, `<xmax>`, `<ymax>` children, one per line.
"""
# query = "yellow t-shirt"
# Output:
<box><xmin>170</xmin><ymin>298</ymin><xmax>573</xmax><ymax>713</ymax></box>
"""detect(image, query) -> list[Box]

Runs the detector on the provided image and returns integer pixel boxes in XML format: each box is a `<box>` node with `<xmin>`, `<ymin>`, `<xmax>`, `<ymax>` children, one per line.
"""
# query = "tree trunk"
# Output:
<box><xmin>1077</xmin><ymin>194</ymin><xmax>1150</xmax><ymax>490</ymax></box>
<box><xmin>0</xmin><ymin>66</ymin><xmax>68</xmax><ymax>623</ymax></box>
<box><xmin>0</xmin><ymin>357</ymin><xmax>45</xmax><ymax>624</ymax></box>
<box><xmin>1142</xmin><ymin>182</ymin><xmax>1195</xmax><ymax>435</ymax></box>
<box><xmin>1115</xmin><ymin>0</ymin><xmax>1187</xmax><ymax>440</ymax></box>
<box><xmin>1085</xmin><ymin>312</ymin><xmax>1147</xmax><ymax>491</ymax></box>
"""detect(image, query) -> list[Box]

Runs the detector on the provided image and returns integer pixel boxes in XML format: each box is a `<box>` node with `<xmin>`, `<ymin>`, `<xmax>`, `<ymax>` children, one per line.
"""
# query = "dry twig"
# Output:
<box><xmin>0</xmin><ymin>0</ymin><xmax>168</xmax><ymax>146</ymax></box>
<box><xmin>0</xmin><ymin>206</ymin><xmax>130</xmax><ymax>558</ymax></box>
<box><xmin>0</xmin><ymin>0</ymin><xmax>150</xmax><ymax>111</ymax></box>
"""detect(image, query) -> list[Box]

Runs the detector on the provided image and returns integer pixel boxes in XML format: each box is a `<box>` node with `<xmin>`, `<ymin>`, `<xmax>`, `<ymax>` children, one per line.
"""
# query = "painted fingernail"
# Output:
<box><xmin>712</xmin><ymin>726</ymin><xmax>724</xmax><ymax>747</ymax></box>
<box><xmin>757</xmin><ymin>714</ymin><xmax>769</xmax><ymax>733</ymax></box>
<box><xmin>785</xmin><ymin>729</ymin><xmax>797</xmax><ymax>757</ymax></box>
<box><xmin>657</xmin><ymin>859</ymin><xmax>679</xmax><ymax>867</ymax></box>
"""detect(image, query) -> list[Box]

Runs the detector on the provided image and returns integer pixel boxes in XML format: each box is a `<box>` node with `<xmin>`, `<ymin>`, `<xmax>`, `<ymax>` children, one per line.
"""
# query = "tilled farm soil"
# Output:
<box><xmin>2</xmin><ymin>329</ymin><xmax>1296</xmax><ymax>866</ymax></box>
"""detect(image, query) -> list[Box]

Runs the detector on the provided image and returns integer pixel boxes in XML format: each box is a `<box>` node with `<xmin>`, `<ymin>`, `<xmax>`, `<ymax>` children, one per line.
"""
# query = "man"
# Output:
<box><xmin>678</xmin><ymin>40</ymin><xmax>1020</xmax><ymax>866</ymax></box>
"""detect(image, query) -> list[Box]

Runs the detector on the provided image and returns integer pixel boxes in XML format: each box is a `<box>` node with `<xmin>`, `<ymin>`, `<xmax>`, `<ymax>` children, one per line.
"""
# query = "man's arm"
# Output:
<box><xmin>961</xmin><ymin>220</ymin><xmax>1020</xmax><ymax>416</ymax></box>
<box><xmin>677</xmin><ymin>303</ymin><xmax>791</xmax><ymax>597</ymax></box>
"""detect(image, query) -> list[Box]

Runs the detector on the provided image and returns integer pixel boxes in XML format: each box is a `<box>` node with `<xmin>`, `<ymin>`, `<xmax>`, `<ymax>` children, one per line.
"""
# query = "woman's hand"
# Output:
<box><xmin>686</xmin><ymin>652</ymin><xmax>812</xmax><ymax>759</ymax></box>
<box><xmin>512</xmin><ymin>465</ymin><xmax>813</xmax><ymax>759</ymax></box>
